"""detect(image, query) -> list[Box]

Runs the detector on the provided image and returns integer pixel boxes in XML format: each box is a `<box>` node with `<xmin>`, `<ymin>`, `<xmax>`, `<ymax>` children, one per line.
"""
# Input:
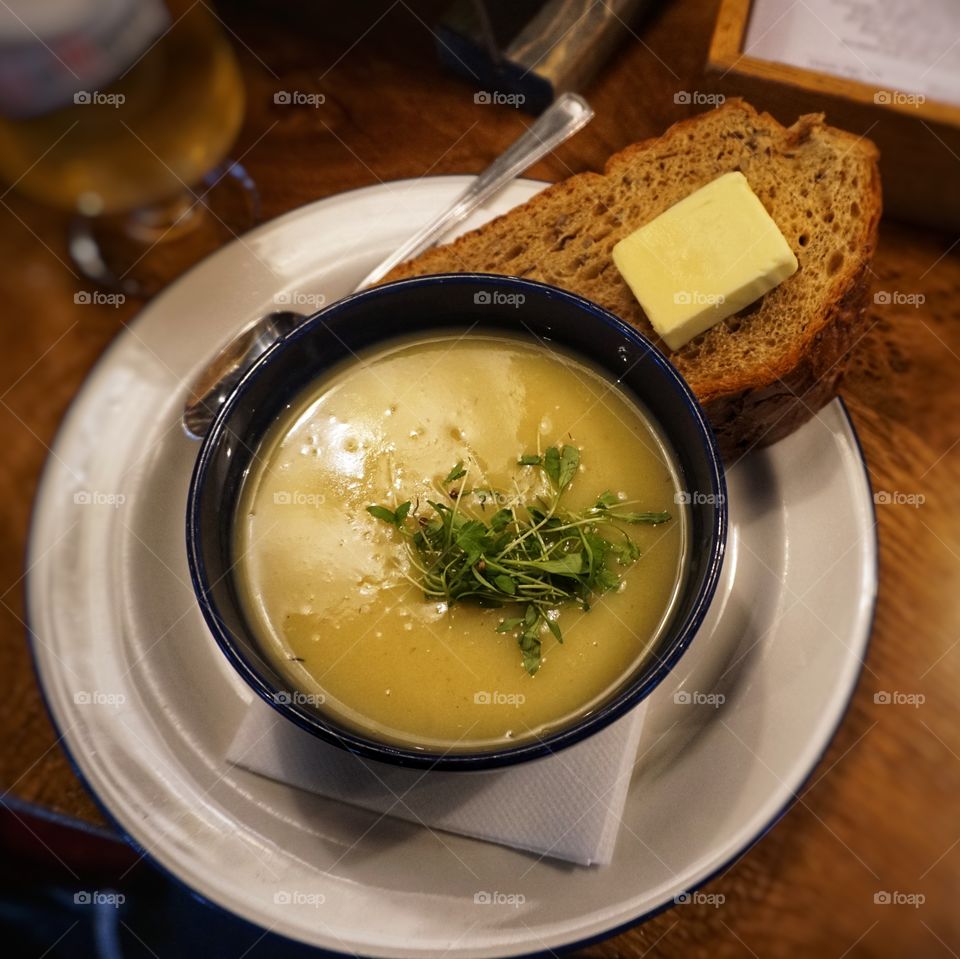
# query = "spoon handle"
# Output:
<box><xmin>353</xmin><ymin>93</ymin><xmax>593</xmax><ymax>291</ymax></box>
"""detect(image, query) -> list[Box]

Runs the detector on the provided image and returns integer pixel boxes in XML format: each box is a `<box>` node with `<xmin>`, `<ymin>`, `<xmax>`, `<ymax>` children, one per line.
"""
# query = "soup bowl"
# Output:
<box><xmin>187</xmin><ymin>274</ymin><xmax>726</xmax><ymax>769</ymax></box>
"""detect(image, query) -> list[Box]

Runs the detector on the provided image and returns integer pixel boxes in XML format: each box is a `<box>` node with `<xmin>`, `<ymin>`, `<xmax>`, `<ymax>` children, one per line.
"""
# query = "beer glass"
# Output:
<box><xmin>0</xmin><ymin>0</ymin><xmax>257</xmax><ymax>295</ymax></box>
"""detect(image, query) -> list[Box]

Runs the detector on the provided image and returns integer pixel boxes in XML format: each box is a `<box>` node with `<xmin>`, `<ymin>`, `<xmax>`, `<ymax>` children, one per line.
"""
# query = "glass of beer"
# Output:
<box><xmin>0</xmin><ymin>0</ymin><xmax>257</xmax><ymax>296</ymax></box>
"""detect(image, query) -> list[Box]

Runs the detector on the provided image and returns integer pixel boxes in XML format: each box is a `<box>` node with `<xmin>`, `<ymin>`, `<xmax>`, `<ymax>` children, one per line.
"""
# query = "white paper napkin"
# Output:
<box><xmin>226</xmin><ymin>697</ymin><xmax>647</xmax><ymax>866</ymax></box>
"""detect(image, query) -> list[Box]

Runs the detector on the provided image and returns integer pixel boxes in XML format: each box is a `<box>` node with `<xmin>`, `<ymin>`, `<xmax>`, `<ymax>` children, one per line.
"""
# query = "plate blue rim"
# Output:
<box><xmin>20</xmin><ymin>173</ymin><xmax>879</xmax><ymax>956</ymax></box>
<box><xmin>22</xmin><ymin>392</ymin><xmax>877</xmax><ymax>957</ymax></box>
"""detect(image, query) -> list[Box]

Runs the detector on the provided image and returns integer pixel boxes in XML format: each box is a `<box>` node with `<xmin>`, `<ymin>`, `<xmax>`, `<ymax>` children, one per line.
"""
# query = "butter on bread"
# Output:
<box><xmin>381</xmin><ymin>100</ymin><xmax>881</xmax><ymax>461</ymax></box>
<box><xmin>612</xmin><ymin>171</ymin><xmax>798</xmax><ymax>350</ymax></box>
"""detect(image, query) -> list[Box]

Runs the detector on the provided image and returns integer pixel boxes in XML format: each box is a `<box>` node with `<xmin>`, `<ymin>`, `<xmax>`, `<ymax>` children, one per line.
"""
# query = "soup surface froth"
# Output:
<box><xmin>236</xmin><ymin>334</ymin><xmax>687</xmax><ymax>752</ymax></box>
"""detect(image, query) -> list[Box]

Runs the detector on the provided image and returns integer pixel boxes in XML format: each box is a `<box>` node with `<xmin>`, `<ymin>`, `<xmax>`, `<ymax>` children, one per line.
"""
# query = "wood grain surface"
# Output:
<box><xmin>0</xmin><ymin>1</ymin><xmax>958</xmax><ymax>955</ymax></box>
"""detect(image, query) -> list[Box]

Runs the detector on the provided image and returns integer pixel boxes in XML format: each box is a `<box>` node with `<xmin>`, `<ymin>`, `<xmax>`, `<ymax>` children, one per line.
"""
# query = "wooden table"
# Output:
<box><xmin>1</xmin><ymin>0</ymin><xmax>958</xmax><ymax>955</ymax></box>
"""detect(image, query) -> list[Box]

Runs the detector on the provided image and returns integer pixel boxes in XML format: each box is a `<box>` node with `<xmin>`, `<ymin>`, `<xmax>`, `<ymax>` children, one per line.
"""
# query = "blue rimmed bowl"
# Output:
<box><xmin>187</xmin><ymin>273</ymin><xmax>727</xmax><ymax>770</ymax></box>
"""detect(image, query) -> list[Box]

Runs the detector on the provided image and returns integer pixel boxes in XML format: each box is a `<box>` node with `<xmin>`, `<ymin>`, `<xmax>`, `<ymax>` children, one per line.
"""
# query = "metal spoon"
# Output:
<box><xmin>182</xmin><ymin>92</ymin><xmax>593</xmax><ymax>439</ymax></box>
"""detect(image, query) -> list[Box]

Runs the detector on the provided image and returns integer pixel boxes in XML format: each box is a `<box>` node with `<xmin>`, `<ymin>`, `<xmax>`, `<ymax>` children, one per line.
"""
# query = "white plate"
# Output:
<box><xmin>28</xmin><ymin>177</ymin><xmax>877</xmax><ymax>957</ymax></box>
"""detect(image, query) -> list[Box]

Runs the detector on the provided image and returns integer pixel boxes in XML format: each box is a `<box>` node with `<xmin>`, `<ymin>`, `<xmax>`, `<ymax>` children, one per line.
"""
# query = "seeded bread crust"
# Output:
<box><xmin>382</xmin><ymin>100</ymin><xmax>882</xmax><ymax>461</ymax></box>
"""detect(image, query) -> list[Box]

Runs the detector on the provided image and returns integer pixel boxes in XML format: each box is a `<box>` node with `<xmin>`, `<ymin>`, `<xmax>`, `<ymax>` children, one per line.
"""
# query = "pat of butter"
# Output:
<box><xmin>612</xmin><ymin>171</ymin><xmax>798</xmax><ymax>350</ymax></box>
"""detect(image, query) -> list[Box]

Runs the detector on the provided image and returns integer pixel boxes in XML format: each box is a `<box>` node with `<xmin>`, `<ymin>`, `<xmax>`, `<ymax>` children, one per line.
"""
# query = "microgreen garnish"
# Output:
<box><xmin>365</xmin><ymin>501</ymin><xmax>411</xmax><ymax>526</ymax></box>
<box><xmin>366</xmin><ymin>505</ymin><xmax>400</xmax><ymax>525</ymax></box>
<box><xmin>444</xmin><ymin>461</ymin><xmax>467</xmax><ymax>484</ymax></box>
<box><xmin>537</xmin><ymin>443</ymin><xmax>579</xmax><ymax>492</ymax></box>
<box><xmin>367</xmin><ymin>447</ymin><xmax>671</xmax><ymax>675</ymax></box>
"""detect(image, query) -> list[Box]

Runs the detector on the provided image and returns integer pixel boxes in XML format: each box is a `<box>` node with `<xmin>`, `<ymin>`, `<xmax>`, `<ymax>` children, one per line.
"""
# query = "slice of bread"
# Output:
<box><xmin>382</xmin><ymin>100</ymin><xmax>881</xmax><ymax>461</ymax></box>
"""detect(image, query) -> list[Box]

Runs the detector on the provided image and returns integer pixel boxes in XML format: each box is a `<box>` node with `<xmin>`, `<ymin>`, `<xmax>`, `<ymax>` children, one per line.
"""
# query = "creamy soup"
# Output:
<box><xmin>236</xmin><ymin>334</ymin><xmax>687</xmax><ymax>752</ymax></box>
